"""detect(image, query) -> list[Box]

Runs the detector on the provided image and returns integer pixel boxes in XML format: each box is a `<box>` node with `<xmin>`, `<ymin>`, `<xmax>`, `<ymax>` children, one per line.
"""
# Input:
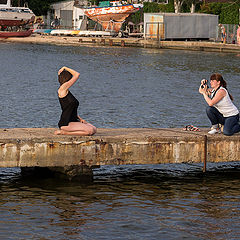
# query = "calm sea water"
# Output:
<box><xmin>0</xmin><ymin>42</ymin><xmax>240</xmax><ymax>239</ymax></box>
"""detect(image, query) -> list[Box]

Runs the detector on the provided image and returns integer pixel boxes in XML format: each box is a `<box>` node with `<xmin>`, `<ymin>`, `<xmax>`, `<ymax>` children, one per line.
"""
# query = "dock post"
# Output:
<box><xmin>203</xmin><ymin>135</ymin><xmax>208</xmax><ymax>172</ymax></box>
<box><xmin>101</xmin><ymin>38</ymin><xmax>105</xmax><ymax>44</ymax></box>
<box><xmin>109</xmin><ymin>39</ymin><xmax>113</xmax><ymax>46</ymax></box>
<box><xmin>79</xmin><ymin>38</ymin><xmax>82</xmax><ymax>42</ymax></box>
<box><xmin>121</xmin><ymin>40</ymin><xmax>125</xmax><ymax>47</ymax></box>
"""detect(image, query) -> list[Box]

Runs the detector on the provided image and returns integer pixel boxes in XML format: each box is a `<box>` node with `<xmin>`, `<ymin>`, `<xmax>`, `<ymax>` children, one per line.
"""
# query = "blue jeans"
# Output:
<box><xmin>206</xmin><ymin>106</ymin><xmax>240</xmax><ymax>136</ymax></box>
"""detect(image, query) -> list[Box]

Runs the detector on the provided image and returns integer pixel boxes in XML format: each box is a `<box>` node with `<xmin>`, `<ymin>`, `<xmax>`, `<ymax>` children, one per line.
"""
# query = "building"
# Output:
<box><xmin>144</xmin><ymin>13</ymin><xmax>218</xmax><ymax>40</ymax></box>
<box><xmin>203</xmin><ymin>0</ymin><xmax>235</xmax><ymax>3</ymax></box>
<box><xmin>49</xmin><ymin>0</ymin><xmax>89</xmax><ymax>29</ymax></box>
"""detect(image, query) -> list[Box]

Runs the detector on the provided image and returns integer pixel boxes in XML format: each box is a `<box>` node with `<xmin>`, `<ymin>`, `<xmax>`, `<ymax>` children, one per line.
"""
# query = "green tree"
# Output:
<box><xmin>143</xmin><ymin>0</ymin><xmax>174</xmax><ymax>13</ymax></box>
<box><xmin>12</xmin><ymin>0</ymin><xmax>60</xmax><ymax>16</ymax></box>
<box><xmin>199</xmin><ymin>2</ymin><xmax>240</xmax><ymax>24</ymax></box>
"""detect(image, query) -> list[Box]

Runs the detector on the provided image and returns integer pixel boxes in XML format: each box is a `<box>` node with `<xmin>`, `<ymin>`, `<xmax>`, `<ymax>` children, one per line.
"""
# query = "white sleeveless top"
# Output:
<box><xmin>212</xmin><ymin>87</ymin><xmax>239</xmax><ymax>117</ymax></box>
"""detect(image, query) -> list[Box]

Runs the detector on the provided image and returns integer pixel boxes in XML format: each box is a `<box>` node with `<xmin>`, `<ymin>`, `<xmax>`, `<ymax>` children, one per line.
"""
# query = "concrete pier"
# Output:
<box><xmin>0</xmin><ymin>128</ymin><xmax>239</xmax><ymax>169</ymax></box>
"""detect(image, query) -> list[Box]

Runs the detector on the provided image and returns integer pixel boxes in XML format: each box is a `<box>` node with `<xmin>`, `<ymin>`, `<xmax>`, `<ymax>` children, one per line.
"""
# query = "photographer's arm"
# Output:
<box><xmin>200</xmin><ymin>88</ymin><xmax>226</xmax><ymax>106</ymax></box>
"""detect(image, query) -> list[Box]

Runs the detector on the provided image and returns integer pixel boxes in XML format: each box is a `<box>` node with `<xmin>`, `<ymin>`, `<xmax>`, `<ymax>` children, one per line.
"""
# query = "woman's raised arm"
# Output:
<box><xmin>59</xmin><ymin>66</ymin><xmax>80</xmax><ymax>91</ymax></box>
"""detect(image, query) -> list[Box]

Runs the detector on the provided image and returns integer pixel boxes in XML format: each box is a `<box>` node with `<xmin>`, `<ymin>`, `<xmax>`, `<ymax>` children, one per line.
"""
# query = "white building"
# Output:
<box><xmin>49</xmin><ymin>0</ymin><xmax>88</xmax><ymax>29</ymax></box>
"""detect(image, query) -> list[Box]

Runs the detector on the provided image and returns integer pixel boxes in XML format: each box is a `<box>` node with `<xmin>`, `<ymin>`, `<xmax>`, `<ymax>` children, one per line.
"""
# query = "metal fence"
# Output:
<box><xmin>216</xmin><ymin>24</ymin><xmax>239</xmax><ymax>44</ymax></box>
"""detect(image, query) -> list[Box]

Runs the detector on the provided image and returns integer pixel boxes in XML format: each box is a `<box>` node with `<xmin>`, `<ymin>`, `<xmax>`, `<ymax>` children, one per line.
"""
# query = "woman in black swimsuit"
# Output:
<box><xmin>54</xmin><ymin>66</ymin><xmax>97</xmax><ymax>136</ymax></box>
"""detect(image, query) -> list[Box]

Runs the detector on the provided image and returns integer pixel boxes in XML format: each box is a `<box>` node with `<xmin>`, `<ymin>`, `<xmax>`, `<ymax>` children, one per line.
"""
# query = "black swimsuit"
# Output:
<box><xmin>58</xmin><ymin>91</ymin><xmax>79</xmax><ymax>128</ymax></box>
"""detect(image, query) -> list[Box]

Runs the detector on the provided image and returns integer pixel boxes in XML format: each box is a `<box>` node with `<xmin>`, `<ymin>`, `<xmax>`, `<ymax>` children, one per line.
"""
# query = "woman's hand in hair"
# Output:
<box><xmin>58</xmin><ymin>66</ymin><xmax>66</xmax><ymax>75</ymax></box>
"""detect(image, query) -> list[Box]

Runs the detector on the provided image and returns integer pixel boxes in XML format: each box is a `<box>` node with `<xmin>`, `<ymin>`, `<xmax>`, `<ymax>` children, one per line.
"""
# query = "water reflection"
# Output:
<box><xmin>0</xmin><ymin>164</ymin><xmax>239</xmax><ymax>239</ymax></box>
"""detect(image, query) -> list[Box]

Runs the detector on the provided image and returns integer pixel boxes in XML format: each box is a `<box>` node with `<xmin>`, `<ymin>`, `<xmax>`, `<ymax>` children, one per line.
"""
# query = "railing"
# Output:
<box><xmin>216</xmin><ymin>24</ymin><xmax>239</xmax><ymax>44</ymax></box>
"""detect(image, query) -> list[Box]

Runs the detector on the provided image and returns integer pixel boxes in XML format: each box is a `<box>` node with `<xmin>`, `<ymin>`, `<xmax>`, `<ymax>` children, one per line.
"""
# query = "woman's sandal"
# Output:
<box><xmin>183</xmin><ymin>125</ymin><xmax>200</xmax><ymax>132</ymax></box>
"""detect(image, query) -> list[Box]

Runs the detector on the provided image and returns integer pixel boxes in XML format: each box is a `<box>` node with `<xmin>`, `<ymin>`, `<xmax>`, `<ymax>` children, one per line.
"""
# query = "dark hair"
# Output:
<box><xmin>210</xmin><ymin>73</ymin><xmax>233</xmax><ymax>100</ymax></box>
<box><xmin>58</xmin><ymin>69</ymin><xmax>72</xmax><ymax>85</ymax></box>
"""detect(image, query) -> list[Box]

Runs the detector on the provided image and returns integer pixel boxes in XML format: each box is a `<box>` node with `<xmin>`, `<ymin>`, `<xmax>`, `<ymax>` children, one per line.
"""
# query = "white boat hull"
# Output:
<box><xmin>0</xmin><ymin>5</ymin><xmax>35</xmax><ymax>27</ymax></box>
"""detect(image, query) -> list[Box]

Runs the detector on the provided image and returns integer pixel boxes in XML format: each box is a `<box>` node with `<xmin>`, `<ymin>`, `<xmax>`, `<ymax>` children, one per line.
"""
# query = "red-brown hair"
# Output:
<box><xmin>210</xmin><ymin>73</ymin><xmax>233</xmax><ymax>100</ymax></box>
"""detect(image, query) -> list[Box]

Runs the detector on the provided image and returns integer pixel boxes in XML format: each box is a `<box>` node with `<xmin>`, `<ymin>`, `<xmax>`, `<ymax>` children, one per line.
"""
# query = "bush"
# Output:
<box><xmin>199</xmin><ymin>2</ymin><xmax>240</xmax><ymax>24</ymax></box>
<box><xmin>143</xmin><ymin>1</ymin><xmax>174</xmax><ymax>13</ymax></box>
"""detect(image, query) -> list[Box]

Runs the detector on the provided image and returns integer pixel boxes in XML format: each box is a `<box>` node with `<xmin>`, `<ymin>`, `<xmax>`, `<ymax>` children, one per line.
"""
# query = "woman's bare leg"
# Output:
<box><xmin>55</xmin><ymin>129</ymin><xmax>91</xmax><ymax>136</ymax></box>
<box><xmin>54</xmin><ymin>122</ymin><xmax>96</xmax><ymax>136</ymax></box>
<box><xmin>85</xmin><ymin>123</ymin><xmax>97</xmax><ymax>134</ymax></box>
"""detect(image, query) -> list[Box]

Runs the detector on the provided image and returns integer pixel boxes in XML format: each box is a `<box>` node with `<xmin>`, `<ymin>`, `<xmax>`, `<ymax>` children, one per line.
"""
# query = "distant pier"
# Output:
<box><xmin>1</xmin><ymin>35</ymin><xmax>240</xmax><ymax>53</ymax></box>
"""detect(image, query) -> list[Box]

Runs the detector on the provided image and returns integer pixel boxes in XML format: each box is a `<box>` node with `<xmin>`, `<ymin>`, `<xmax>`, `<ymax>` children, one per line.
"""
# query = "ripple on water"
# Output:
<box><xmin>0</xmin><ymin>43</ymin><xmax>240</xmax><ymax>239</ymax></box>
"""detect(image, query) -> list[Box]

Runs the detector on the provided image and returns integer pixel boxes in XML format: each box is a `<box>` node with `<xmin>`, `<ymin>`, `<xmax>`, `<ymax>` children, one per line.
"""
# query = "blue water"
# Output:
<box><xmin>0</xmin><ymin>42</ymin><xmax>239</xmax><ymax>129</ymax></box>
<box><xmin>0</xmin><ymin>42</ymin><xmax>240</xmax><ymax>239</ymax></box>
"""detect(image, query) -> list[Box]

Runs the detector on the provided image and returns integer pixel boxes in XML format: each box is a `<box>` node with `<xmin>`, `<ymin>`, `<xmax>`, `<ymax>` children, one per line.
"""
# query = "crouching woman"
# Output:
<box><xmin>54</xmin><ymin>66</ymin><xmax>97</xmax><ymax>136</ymax></box>
<box><xmin>199</xmin><ymin>73</ymin><xmax>240</xmax><ymax>136</ymax></box>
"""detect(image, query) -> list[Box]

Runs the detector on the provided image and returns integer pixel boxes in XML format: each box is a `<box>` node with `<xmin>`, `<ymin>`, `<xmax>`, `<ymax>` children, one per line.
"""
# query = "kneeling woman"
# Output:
<box><xmin>199</xmin><ymin>73</ymin><xmax>240</xmax><ymax>136</ymax></box>
<box><xmin>54</xmin><ymin>66</ymin><xmax>97</xmax><ymax>136</ymax></box>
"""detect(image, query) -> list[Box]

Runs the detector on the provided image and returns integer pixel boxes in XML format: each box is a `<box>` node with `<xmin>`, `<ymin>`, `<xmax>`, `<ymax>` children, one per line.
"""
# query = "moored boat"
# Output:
<box><xmin>50</xmin><ymin>29</ymin><xmax>74</xmax><ymax>36</ymax></box>
<box><xmin>0</xmin><ymin>0</ymin><xmax>35</xmax><ymax>27</ymax></box>
<box><xmin>33</xmin><ymin>29</ymin><xmax>53</xmax><ymax>34</ymax></box>
<box><xmin>0</xmin><ymin>29</ymin><xmax>32</xmax><ymax>38</ymax></box>
<box><xmin>84</xmin><ymin>1</ymin><xmax>139</xmax><ymax>32</ymax></box>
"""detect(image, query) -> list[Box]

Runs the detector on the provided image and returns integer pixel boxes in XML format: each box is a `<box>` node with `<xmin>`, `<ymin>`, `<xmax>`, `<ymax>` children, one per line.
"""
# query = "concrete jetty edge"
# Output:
<box><xmin>1</xmin><ymin>35</ymin><xmax>240</xmax><ymax>53</ymax></box>
<box><xmin>0</xmin><ymin>128</ymin><xmax>239</xmax><ymax>168</ymax></box>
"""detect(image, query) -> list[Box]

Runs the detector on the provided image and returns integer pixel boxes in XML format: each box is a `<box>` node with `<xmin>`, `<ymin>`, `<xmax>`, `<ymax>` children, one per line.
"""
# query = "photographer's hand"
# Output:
<box><xmin>199</xmin><ymin>84</ymin><xmax>207</xmax><ymax>94</ymax></box>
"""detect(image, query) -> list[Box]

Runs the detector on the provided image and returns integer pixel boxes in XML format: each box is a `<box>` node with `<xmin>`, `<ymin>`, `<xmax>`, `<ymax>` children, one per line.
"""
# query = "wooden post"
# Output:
<box><xmin>203</xmin><ymin>135</ymin><xmax>207</xmax><ymax>172</ymax></box>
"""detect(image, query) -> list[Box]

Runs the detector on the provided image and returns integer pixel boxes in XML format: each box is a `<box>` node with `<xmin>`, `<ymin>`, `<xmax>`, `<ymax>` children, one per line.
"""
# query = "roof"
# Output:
<box><xmin>204</xmin><ymin>0</ymin><xmax>234</xmax><ymax>3</ymax></box>
<box><xmin>144</xmin><ymin>13</ymin><xmax>218</xmax><ymax>17</ymax></box>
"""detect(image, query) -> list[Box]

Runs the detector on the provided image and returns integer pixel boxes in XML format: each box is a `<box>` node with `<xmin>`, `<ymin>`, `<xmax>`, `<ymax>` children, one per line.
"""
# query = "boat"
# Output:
<box><xmin>0</xmin><ymin>0</ymin><xmax>35</xmax><ymax>27</ymax></box>
<box><xmin>33</xmin><ymin>29</ymin><xmax>53</xmax><ymax>34</ymax></box>
<box><xmin>50</xmin><ymin>29</ymin><xmax>74</xmax><ymax>36</ymax></box>
<box><xmin>84</xmin><ymin>1</ymin><xmax>139</xmax><ymax>32</ymax></box>
<box><xmin>77</xmin><ymin>30</ymin><xmax>115</xmax><ymax>37</ymax></box>
<box><xmin>0</xmin><ymin>29</ymin><xmax>32</xmax><ymax>38</ymax></box>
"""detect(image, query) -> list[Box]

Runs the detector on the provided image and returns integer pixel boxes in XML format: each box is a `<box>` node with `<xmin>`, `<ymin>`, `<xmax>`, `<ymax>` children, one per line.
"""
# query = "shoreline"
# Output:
<box><xmin>1</xmin><ymin>33</ymin><xmax>240</xmax><ymax>53</ymax></box>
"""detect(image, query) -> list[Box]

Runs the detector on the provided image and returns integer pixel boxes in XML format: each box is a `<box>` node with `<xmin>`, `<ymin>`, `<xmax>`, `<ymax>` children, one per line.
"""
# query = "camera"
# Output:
<box><xmin>201</xmin><ymin>79</ymin><xmax>208</xmax><ymax>89</ymax></box>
